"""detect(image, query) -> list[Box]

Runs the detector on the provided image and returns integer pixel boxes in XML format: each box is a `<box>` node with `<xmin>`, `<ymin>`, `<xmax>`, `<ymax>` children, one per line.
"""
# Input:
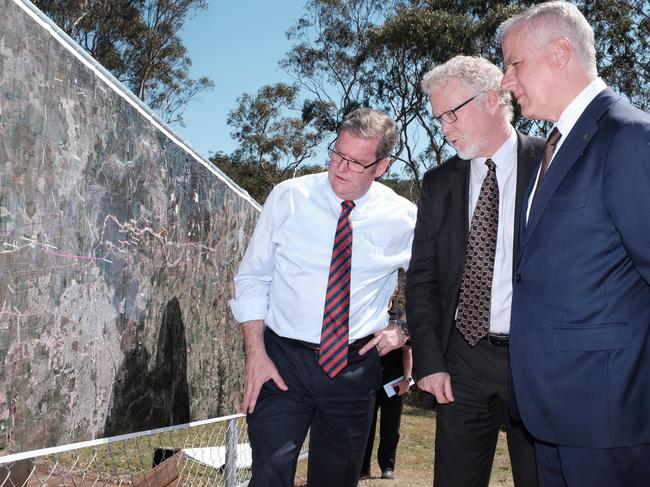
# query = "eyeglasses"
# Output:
<box><xmin>433</xmin><ymin>93</ymin><xmax>484</xmax><ymax>125</ymax></box>
<box><xmin>327</xmin><ymin>140</ymin><xmax>385</xmax><ymax>174</ymax></box>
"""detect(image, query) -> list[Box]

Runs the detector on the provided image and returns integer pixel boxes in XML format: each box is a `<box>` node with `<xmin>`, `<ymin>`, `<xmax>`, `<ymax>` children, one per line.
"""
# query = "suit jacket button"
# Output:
<box><xmin>515</xmin><ymin>274</ymin><xmax>522</xmax><ymax>283</ymax></box>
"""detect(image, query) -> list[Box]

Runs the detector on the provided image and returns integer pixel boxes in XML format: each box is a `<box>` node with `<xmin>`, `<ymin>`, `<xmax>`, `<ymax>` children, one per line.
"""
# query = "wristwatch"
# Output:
<box><xmin>390</xmin><ymin>318</ymin><xmax>410</xmax><ymax>338</ymax></box>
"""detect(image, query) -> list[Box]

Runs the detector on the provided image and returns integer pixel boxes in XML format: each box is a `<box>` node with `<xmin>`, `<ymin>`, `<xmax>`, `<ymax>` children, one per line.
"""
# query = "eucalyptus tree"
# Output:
<box><xmin>34</xmin><ymin>0</ymin><xmax>214</xmax><ymax>125</ymax></box>
<box><xmin>280</xmin><ymin>0</ymin><xmax>649</xmax><ymax>185</ymax></box>
<box><xmin>216</xmin><ymin>83</ymin><xmax>324</xmax><ymax>203</ymax></box>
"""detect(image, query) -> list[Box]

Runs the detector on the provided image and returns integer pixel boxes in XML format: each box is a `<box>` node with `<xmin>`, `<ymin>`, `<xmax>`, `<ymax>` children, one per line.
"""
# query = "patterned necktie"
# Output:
<box><xmin>531</xmin><ymin>127</ymin><xmax>562</xmax><ymax>204</ymax></box>
<box><xmin>456</xmin><ymin>159</ymin><xmax>499</xmax><ymax>346</ymax></box>
<box><xmin>319</xmin><ymin>200</ymin><xmax>355</xmax><ymax>378</ymax></box>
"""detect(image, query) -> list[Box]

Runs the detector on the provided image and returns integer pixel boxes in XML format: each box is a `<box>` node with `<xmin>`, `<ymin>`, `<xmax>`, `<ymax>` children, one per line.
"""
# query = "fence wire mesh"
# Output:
<box><xmin>0</xmin><ymin>414</ymin><xmax>309</xmax><ymax>486</ymax></box>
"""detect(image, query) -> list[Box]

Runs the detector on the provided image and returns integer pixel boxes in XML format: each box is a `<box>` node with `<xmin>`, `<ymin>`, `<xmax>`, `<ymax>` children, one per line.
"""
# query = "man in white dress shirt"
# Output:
<box><xmin>229</xmin><ymin>107</ymin><xmax>416</xmax><ymax>487</ymax></box>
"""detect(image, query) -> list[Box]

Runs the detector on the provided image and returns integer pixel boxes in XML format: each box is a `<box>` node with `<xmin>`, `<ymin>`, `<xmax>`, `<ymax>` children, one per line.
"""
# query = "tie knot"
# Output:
<box><xmin>485</xmin><ymin>158</ymin><xmax>496</xmax><ymax>172</ymax></box>
<box><xmin>341</xmin><ymin>200</ymin><xmax>355</xmax><ymax>213</ymax></box>
<box><xmin>547</xmin><ymin>127</ymin><xmax>562</xmax><ymax>147</ymax></box>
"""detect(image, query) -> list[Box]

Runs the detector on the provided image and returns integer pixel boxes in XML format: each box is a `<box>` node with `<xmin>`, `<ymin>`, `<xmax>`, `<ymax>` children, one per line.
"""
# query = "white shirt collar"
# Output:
<box><xmin>555</xmin><ymin>78</ymin><xmax>607</xmax><ymax>139</ymax></box>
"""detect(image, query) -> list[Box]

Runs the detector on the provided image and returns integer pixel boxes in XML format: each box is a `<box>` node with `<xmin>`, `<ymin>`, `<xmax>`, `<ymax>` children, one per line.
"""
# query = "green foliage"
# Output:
<box><xmin>218</xmin><ymin>82</ymin><xmax>326</xmax><ymax>203</ymax></box>
<box><xmin>280</xmin><ymin>0</ymin><xmax>392</xmax><ymax>134</ymax></box>
<box><xmin>211</xmin><ymin>152</ymin><xmax>325</xmax><ymax>204</ymax></box>
<box><xmin>34</xmin><ymin>0</ymin><xmax>214</xmax><ymax>125</ymax></box>
<box><xmin>381</xmin><ymin>172</ymin><xmax>421</xmax><ymax>202</ymax></box>
<box><xmin>582</xmin><ymin>0</ymin><xmax>650</xmax><ymax>111</ymax></box>
<box><xmin>219</xmin><ymin>0</ymin><xmax>648</xmax><ymax>201</ymax></box>
<box><xmin>227</xmin><ymin>83</ymin><xmax>323</xmax><ymax>173</ymax></box>
<box><xmin>273</xmin><ymin>0</ymin><xmax>650</xmax><ymax>185</ymax></box>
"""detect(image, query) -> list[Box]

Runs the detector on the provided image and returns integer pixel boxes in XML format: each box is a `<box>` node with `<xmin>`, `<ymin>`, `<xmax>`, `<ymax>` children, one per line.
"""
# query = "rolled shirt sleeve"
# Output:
<box><xmin>228</xmin><ymin>184</ymin><xmax>288</xmax><ymax>323</ymax></box>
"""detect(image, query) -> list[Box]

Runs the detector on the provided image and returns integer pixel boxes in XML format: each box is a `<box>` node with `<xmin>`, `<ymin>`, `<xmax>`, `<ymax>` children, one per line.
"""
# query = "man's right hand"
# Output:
<box><xmin>242</xmin><ymin>349</ymin><xmax>287</xmax><ymax>414</ymax></box>
<box><xmin>241</xmin><ymin>321</ymin><xmax>288</xmax><ymax>414</ymax></box>
<box><xmin>417</xmin><ymin>372</ymin><xmax>454</xmax><ymax>404</ymax></box>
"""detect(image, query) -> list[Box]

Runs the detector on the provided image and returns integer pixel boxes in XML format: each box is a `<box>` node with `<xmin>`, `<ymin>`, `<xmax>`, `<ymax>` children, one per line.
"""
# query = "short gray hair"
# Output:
<box><xmin>339</xmin><ymin>107</ymin><xmax>397</xmax><ymax>160</ymax></box>
<box><xmin>421</xmin><ymin>55</ymin><xmax>513</xmax><ymax>122</ymax></box>
<box><xmin>497</xmin><ymin>1</ymin><xmax>597</xmax><ymax>77</ymax></box>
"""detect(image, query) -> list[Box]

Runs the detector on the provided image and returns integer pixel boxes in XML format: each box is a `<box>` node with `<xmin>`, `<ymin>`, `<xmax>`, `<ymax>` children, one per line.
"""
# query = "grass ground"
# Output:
<box><xmin>295</xmin><ymin>405</ymin><xmax>515</xmax><ymax>487</ymax></box>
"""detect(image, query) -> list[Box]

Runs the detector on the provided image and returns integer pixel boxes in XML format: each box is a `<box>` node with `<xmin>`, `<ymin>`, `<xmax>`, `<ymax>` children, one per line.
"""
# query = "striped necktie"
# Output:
<box><xmin>319</xmin><ymin>200</ymin><xmax>355</xmax><ymax>378</ymax></box>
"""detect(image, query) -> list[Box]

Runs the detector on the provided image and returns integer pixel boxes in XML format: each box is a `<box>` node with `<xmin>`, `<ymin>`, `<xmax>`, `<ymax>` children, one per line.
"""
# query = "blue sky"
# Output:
<box><xmin>176</xmin><ymin>0</ymin><xmax>308</xmax><ymax>159</ymax></box>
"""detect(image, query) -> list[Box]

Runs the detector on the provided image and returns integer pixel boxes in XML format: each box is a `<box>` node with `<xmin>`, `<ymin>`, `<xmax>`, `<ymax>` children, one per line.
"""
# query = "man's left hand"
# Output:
<box><xmin>359</xmin><ymin>323</ymin><xmax>408</xmax><ymax>356</ymax></box>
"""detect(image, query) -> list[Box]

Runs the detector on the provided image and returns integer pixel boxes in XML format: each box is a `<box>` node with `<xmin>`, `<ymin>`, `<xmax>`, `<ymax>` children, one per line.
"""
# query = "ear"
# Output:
<box><xmin>553</xmin><ymin>36</ymin><xmax>572</xmax><ymax>68</ymax></box>
<box><xmin>485</xmin><ymin>89</ymin><xmax>500</xmax><ymax>113</ymax></box>
<box><xmin>373</xmin><ymin>157</ymin><xmax>392</xmax><ymax>179</ymax></box>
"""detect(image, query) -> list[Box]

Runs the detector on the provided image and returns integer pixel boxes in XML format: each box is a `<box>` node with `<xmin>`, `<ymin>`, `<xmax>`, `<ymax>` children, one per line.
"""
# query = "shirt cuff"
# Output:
<box><xmin>228</xmin><ymin>297</ymin><xmax>268</xmax><ymax>323</ymax></box>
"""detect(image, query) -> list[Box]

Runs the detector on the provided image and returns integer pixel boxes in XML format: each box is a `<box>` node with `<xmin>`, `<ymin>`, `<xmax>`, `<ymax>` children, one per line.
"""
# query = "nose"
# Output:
<box><xmin>441</xmin><ymin>120</ymin><xmax>454</xmax><ymax>137</ymax></box>
<box><xmin>336</xmin><ymin>159</ymin><xmax>351</xmax><ymax>173</ymax></box>
<box><xmin>501</xmin><ymin>67</ymin><xmax>515</xmax><ymax>92</ymax></box>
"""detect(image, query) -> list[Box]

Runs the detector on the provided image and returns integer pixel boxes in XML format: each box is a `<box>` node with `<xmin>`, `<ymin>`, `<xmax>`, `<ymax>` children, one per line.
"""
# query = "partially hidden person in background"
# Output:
<box><xmin>406</xmin><ymin>55</ymin><xmax>543</xmax><ymax>487</ymax></box>
<box><xmin>498</xmin><ymin>2</ymin><xmax>650</xmax><ymax>486</ymax></box>
<box><xmin>360</xmin><ymin>301</ymin><xmax>413</xmax><ymax>481</ymax></box>
<box><xmin>229</xmin><ymin>107</ymin><xmax>416</xmax><ymax>487</ymax></box>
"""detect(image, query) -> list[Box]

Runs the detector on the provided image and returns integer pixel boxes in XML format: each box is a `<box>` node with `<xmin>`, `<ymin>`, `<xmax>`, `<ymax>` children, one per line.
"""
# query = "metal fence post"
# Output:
<box><xmin>225</xmin><ymin>418</ymin><xmax>238</xmax><ymax>487</ymax></box>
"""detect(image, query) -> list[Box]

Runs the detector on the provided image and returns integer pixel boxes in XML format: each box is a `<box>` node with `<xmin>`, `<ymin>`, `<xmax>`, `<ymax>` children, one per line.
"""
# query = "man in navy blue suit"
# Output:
<box><xmin>499</xmin><ymin>2</ymin><xmax>650</xmax><ymax>486</ymax></box>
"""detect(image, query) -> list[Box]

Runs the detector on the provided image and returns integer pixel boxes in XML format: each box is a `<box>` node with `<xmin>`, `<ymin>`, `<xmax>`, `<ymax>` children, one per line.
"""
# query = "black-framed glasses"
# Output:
<box><xmin>434</xmin><ymin>93</ymin><xmax>484</xmax><ymax>125</ymax></box>
<box><xmin>327</xmin><ymin>140</ymin><xmax>385</xmax><ymax>174</ymax></box>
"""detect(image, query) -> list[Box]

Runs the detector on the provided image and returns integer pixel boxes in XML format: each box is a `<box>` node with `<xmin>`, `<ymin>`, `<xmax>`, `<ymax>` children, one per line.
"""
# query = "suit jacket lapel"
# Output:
<box><xmin>451</xmin><ymin>157</ymin><xmax>470</xmax><ymax>236</ymax></box>
<box><xmin>514</xmin><ymin>132</ymin><xmax>539</xmax><ymax>270</ymax></box>
<box><xmin>450</xmin><ymin>157</ymin><xmax>470</xmax><ymax>283</ymax></box>
<box><xmin>521</xmin><ymin>88</ymin><xmax>620</xmax><ymax>251</ymax></box>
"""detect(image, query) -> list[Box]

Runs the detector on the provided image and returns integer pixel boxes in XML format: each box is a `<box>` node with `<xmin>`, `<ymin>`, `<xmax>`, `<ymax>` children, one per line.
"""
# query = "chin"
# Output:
<box><xmin>517</xmin><ymin>99</ymin><xmax>535</xmax><ymax>118</ymax></box>
<box><xmin>456</xmin><ymin>147</ymin><xmax>479</xmax><ymax>161</ymax></box>
<box><xmin>520</xmin><ymin>106</ymin><xmax>533</xmax><ymax>118</ymax></box>
<box><xmin>331</xmin><ymin>184</ymin><xmax>352</xmax><ymax>200</ymax></box>
<box><xmin>331</xmin><ymin>180</ymin><xmax>347</xmax><ymax>192</ymax></box>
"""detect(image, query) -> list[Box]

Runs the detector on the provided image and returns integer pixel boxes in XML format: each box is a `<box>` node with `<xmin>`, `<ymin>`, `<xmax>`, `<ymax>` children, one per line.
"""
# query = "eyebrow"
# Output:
<box><xmin>333</xmin><ymin>147</ymin><xmax>368</xmax><ymax>163</ymax></box>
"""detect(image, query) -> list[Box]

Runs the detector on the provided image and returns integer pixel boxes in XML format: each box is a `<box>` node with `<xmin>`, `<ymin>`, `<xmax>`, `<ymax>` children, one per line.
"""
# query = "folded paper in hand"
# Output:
<box><xmin>383</xmin><ymin>375</ymin><xmax>415</xmax><ymax>398</ymax></box>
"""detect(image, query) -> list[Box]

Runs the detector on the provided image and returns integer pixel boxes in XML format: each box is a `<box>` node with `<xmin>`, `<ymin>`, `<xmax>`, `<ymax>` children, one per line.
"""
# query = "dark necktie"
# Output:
<box><xmin>319</xmin><ymin>200</ymin><xmax>355</xmax><ymax>378</ymax></box>
<box><xmin>456</xmin><ymin>159</ymin><xmax>499</xmax><ymax>346</ymax></box>
<box><xmin>531</xmin><ymin>127</ymin><xmax>562</xmax><ymax>204</ymax></box>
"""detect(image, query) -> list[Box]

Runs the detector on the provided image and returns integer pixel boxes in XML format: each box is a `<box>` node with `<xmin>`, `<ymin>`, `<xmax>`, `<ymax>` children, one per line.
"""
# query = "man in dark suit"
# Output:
<box><xmin>499</xmin><ymin>2</ymin><xmax>650</xmax><ymax>486</ymax></box>
<box><xmin>406</xmin><ymin>55</ymin><xmax>543</xmax><ymax>487</ymax></box>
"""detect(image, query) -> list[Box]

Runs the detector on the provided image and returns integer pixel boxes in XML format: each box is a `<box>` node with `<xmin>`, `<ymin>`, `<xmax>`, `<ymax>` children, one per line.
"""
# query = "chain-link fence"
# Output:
<box><xmin>0</xmin><ymin>414</ymin><xmax>309</xmax><ymax>486</ymax></box>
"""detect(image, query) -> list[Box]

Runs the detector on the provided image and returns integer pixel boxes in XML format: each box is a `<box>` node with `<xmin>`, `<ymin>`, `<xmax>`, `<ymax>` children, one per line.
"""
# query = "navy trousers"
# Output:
<box><xmin>535</xmin><ymin>440</ymin><xmax>650</xmax><ymax>487</ymax></box>
<box><xmin>247</xmin><ymin>328</ymin><xmax>381</xmax><ymax>487</ymax></box>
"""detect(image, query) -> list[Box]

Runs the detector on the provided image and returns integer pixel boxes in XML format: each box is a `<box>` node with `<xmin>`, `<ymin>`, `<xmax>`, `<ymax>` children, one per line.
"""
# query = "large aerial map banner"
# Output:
<box><xmin>0</xmin><ymin>0</ymin><xmax>259</xmax><ymax>453</ymax></box>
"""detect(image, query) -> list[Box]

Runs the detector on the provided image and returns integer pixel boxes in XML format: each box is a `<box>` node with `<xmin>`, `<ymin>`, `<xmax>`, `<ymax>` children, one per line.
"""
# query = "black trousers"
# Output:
<box><xmin>247</xmin><ymin>328</ymin><xmax>382</xmax><ymax>487</ymax></box>
<box><xmin>361</xmin><ymin>385</ymin><xmax>404</xmax><ymax>473</ymax></box>
<box><xmin>434</xmin><ymin>330</ymin><xmax>538</xmax><ymax>487</ymax></box>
